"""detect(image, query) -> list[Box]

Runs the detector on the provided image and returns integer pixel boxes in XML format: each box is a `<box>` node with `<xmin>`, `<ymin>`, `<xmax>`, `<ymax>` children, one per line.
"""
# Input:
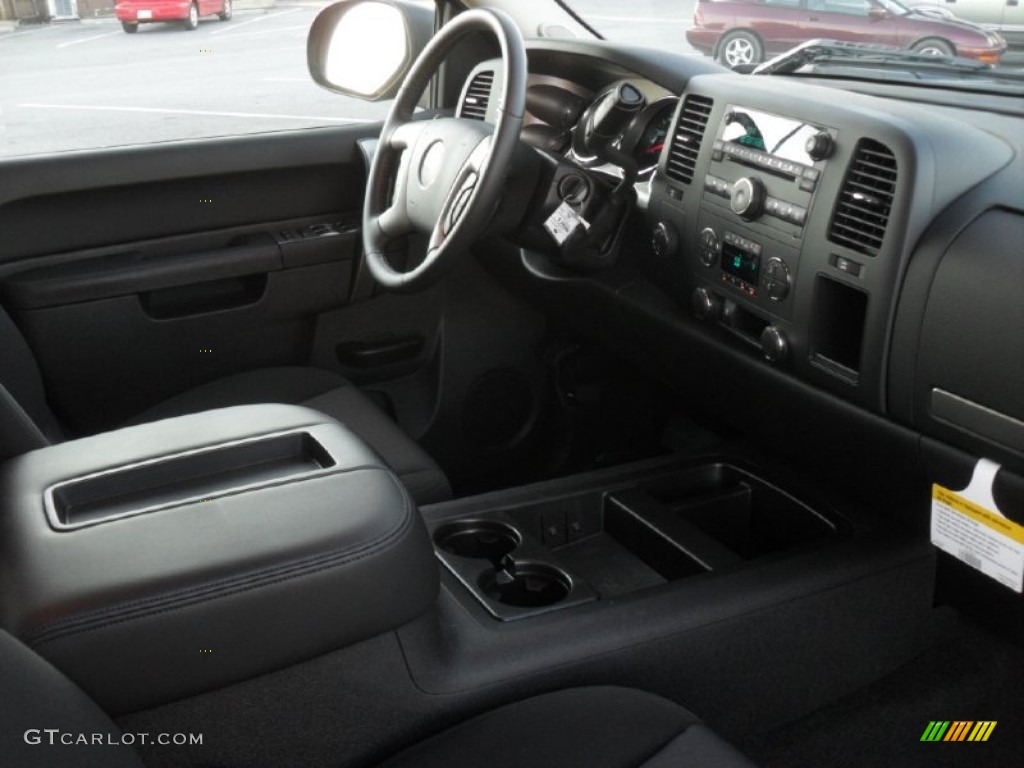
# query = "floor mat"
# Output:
<box><xmin>739</xmin><ymin>614</ymin><xmax>1024</xmax><ymax>767</ymax></box>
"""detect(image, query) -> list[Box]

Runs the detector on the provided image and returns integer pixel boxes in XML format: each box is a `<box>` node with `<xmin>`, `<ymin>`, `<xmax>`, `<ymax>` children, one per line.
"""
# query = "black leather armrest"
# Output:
<box><xmin>0</xmin><ymin>404</ymin><xmax>439</xmax><ymax>714</ymax></box>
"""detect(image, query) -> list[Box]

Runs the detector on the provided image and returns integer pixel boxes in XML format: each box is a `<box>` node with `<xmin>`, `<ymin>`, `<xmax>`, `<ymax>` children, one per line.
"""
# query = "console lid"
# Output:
<box><xmin>0</xmin><ymin>404</ymin><xmax>438</xmax><ymax>713</ymax></box>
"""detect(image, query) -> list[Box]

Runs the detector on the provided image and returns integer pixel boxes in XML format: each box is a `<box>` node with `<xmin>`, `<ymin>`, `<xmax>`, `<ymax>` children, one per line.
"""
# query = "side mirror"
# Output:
<box><xmin>868</xmin><ymin>7</ymin><xmax>888</xmax><ymax>20</ymax></box>
<box><xmin>307</xmin><ymin>0</ymin><xmax>434</xmax><ymax>101</ymax></box>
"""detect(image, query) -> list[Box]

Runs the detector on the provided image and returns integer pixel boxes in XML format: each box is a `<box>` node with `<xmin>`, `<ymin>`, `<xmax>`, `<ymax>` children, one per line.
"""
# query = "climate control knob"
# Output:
<box><xmin>730</xmin><ymin>177</ymin><xmax>766</xmax><ymax>220</ymax></box>
<box><xmin>651</xmin><ymin>222</ymin><xmax>678</xmax><ymax>258</ymax></box>
<box><xmin>698</xmin><ymin>227</ymin><xmax>720</xmax><ymax>267</ymax></box>
<box><xmin>760</xmin><ymin>325</ymin><xmax>788</xmax><ymax>363</ymax></box>
<box><xmin>763</xmin><ymin>257</ymin><xmax>791</xmax><ymax>302</ymax></box>
<box><xmin>692</xmin><ymin>287</ymin><xmax>721</xmax><ymax>321</ymax></box>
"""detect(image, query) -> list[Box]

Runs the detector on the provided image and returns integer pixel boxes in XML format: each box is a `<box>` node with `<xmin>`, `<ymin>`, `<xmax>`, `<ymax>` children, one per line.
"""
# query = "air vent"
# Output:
<box><xmin>460</xmin><ymin>70</ymin><xmax>494</xmax><ymax>121</ymax></box>
<box><xmin>664</xmin><ymin>94</ymin><xmax>713</xmax><ymax>185</ymax></box>
<box><xmin>829</xmin><ymin>139</ymin><xmax>897</xmax><ymax>256</ymax></box>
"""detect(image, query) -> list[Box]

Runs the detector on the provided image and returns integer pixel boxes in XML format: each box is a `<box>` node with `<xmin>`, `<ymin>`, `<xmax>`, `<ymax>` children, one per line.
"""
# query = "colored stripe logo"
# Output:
<box><xmin>921</xmin><ymin>721</ymin><xmax>996</xmax><ymax>742</ymax></box>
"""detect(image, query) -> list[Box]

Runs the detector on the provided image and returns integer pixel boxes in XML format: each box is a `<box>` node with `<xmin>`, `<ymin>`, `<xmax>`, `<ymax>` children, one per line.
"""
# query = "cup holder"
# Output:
<box><xmin>478</xmin><ymin>562</ymin><xmax>572</xmax><ymax>608</ymax></box>
<box><xmin>434</xmin><ymin>520</ymin><xmax>521</xmax><ymax>563</ymax></box>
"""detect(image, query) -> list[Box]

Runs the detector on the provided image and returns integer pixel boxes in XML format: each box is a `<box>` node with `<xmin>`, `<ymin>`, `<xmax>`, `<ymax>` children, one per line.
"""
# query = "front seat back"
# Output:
<box><xmin>0</xmin><ymin>307</ymin><xmax>63</xmax><ymax>461</ymax></box>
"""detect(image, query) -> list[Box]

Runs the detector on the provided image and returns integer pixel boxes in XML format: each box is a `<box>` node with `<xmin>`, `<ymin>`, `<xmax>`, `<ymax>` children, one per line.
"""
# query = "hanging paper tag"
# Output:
<box><xmin>931</xmin><ymin>459</ymin><xmax>1024</xmax><ymax>593</ymax></box>
<box><xmin>543</xmin><ymin>201</ymin><xmax>590</xmax><ymax>245</ymax></box>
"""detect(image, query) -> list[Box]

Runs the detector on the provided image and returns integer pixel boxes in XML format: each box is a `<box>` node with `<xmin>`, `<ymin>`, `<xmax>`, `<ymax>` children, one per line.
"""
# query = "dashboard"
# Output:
<box><xmin>456</xmin><ymin>43</ymin><xmax>1024</xmax><ymax>482</ymax></box>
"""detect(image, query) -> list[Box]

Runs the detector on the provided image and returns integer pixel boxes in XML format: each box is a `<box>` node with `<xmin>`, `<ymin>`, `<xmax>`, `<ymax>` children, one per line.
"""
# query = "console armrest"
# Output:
<box><xmin>0</xmin><ymin>404</ymin><xmax>438</xmax><ymax>714</ymax></box>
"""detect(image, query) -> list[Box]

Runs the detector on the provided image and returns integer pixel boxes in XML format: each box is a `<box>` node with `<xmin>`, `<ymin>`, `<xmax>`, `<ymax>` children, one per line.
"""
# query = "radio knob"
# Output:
<box><xmin>805</xmin><ymin>131</ymin><xmax>833</xmax><ymax>161</ymax></box>
<box><xmin>651</xmin><ymin>221</ymin><xmax>678</xmax><ymax>258</ymax></box>
<box><xmin>692</xmin><ymin>287</ymin><xmax>721</xmax><ymax>321</ymax></box>
<box><xmin>730</xmin><ymin>177</ymin><xmax>766</xmax><ymax>220</ymax></box>
<box><xmin>760</xmin><ymin>325</ymin><xmax>788</xmax><ymax>363</ymax></box>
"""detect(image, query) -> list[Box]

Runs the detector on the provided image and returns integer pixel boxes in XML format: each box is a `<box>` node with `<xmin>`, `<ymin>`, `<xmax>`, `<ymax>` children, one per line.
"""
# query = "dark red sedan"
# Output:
<box><xmin>686</xmin><ymin>0</ymin><xmax>1006</xmax><ymax>69</ymax></box>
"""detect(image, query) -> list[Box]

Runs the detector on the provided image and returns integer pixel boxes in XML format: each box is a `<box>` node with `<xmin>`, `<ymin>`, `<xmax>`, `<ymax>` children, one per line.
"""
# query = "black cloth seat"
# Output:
<box><xmin>0</xmin><ymin>309</ymin><xmax>450</xmax><ymax>504</ymax></box>
<box><xmin>0</xmin><ymin>629</ymin><xmax>755</xmax><ymax>768</ymax></box>
<box><xmin>379</xmin><ymin>686</ymin><xmax>757</xmax><ymax>768</ymax></box>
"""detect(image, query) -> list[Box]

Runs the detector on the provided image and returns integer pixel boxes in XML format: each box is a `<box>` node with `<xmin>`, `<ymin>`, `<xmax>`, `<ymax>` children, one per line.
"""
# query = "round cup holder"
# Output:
<box><xmin>434</xmin><ymin>520</ymin><xmax>521</xmax><ymax>562</ymax></box>
<box><xmin>478</xmin><ymin>562</ymin><xmax>572</xmax><ymax>608</ymax></box>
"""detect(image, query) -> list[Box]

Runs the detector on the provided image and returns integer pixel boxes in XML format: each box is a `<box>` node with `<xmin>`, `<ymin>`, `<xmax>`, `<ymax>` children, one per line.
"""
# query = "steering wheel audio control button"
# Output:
<box><xmin>444</xmin><ymin>172</ymin><xmax>478</xmax><ymax>236</ymax></box>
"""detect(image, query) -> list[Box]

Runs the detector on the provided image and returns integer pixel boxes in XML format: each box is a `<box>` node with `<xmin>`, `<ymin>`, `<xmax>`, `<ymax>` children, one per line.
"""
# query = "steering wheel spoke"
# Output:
<box><xmin>385</xmin><ymin>120</ymin><xmax>424</xmax><ymax>151</ymax></box>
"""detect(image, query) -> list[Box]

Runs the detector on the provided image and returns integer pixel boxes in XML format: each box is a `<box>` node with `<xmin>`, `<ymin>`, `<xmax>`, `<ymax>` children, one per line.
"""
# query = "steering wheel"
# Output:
<box><xmin>363</xmin><ymin>8</ymin><xmax>526</xmax><ymax>291</ymax></box>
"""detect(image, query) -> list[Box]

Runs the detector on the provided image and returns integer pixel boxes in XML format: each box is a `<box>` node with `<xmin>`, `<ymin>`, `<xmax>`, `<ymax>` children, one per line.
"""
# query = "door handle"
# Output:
<box><xmin>335</xmin><ymin>336</ymin><xmax>425</xmax><ymax>369</ymax></box>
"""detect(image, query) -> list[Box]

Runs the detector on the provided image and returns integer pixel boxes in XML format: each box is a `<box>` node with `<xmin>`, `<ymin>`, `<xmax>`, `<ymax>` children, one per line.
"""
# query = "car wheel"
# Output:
<box><xmin>121</xmin><ymin>21</ymin><xmax>138</xmax><ymax>34</ymax></box>
<box><xmin>911</xmin><ymin>38</ymin><xmax>955</xmax><ymax>57</ymax></box>
<box><xmin>218</xmin><ymin>0</ymin><xmax>232</xmax><ymax>21</ymax></box>
<box><xmin>717</xmin><ymin>31</ymin><xmax>763</xmax><ymax>69</ymax></box>
<box><xmin>184</xmin><ymin>2</ymin><xmax>199</xmax><ymax>30</ymax></box>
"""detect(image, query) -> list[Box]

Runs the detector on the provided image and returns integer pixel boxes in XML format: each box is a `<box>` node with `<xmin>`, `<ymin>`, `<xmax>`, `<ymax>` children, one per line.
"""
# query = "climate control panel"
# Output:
<box><xmin>695</xmin><ymin>221</ymin><xmax>794</xmax><ymax>307</ymax></box>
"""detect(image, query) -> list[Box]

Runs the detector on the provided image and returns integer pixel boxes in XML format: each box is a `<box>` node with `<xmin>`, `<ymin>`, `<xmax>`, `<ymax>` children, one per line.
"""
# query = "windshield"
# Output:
<box><xmin>0</xmin><ymin>0</ymin><xmax>1019</xmax><ymax>159</ymax></box>
<box><xmin>557</xmin><ymin>0</ymin><xmax>1020</xmax><ymax>82</ymax></box>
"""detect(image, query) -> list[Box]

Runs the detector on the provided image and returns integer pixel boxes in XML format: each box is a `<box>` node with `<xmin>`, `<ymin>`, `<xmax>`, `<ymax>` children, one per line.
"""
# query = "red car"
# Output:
<box><xmin>115</xmin><ymin>0</ymin><xmax>232</xmax><ymax>33</ymax></box>
<box><xmin>686</xmin><ymin>0</ymin><xmax>1006</xmax><ymax>69</ymax></box>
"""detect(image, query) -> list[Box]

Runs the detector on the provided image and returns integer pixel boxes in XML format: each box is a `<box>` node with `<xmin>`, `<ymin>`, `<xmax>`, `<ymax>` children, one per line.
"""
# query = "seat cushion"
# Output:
<box><xmin>126</xmin><ymin>366</ymin><xmax>451</xmax><ymax>504</ymax></box>
<box><xmin>377</xmin><ymin>686</ymin><xmax>756</xmax><ymax>768</ymax></box>
<box><xmin>0</xmin><ymin>630</ymin><xmax>144</xmax><ymax>768</ymax></box>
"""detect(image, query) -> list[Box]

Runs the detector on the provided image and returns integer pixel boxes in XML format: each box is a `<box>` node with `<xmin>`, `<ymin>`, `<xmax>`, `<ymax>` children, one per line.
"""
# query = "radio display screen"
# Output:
<box><xmin>722</xmin><ymin>242</ymin><xmax>761</xmax><ymax>284</ymax></box>
<box><xmin>721</xmin><ymin>106</ymin><xmax>821</xmax><ymax>166</ymax></box>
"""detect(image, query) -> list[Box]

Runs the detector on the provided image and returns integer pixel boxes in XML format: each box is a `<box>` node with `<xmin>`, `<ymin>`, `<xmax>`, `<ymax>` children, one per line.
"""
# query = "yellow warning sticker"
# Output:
<box><xmin>931</xmin><ymin>483</ymin><xmax>1024</xmax><ymax>593</ymax></box>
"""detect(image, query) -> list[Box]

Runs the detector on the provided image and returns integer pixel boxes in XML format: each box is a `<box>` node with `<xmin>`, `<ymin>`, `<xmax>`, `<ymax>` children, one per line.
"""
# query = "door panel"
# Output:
<box><xmin>0</xmin><ymin>126</ymin><xmax>378</xmax><ymax>433</ymax></box>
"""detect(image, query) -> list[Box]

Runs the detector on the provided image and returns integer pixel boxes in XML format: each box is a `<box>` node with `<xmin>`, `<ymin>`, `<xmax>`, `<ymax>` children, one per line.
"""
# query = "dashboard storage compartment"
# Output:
<box><xmin>427</xmin><ymin>457</ymin><xmax>845</xmax><ymax>620</ymax></box>
<box><xmin>0</xmin><ymin>404</ymin><xmax>438</xmax><ymax>714</ymax></box>
<box><xmin>810</xmin><ymin>276</ymin><xmax>868</xmax><ymax>383</ymax></box>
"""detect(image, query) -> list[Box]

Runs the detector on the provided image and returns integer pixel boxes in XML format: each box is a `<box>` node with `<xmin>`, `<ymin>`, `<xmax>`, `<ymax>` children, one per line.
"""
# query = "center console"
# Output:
<box><xmin>0</xmin><ymin>404</ymin><xmax>438</xmax><ymax>714</ymax></box>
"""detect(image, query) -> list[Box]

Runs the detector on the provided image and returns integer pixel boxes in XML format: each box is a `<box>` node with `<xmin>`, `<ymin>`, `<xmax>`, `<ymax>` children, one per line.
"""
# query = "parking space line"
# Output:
<box><xmin>18</xmin><ymin>103</ymin><xmax>378</xmax><ymax>123</ymax></box>
<box><xmin>210</xmin><ymin>7</ymin><xmax>304</xmax><ymax>35</ymax></box>
<box><xmin>263</xmin><ymin>77</ymin><xmax>311</xmax><ymax>82</ymax></box>
<box><xmin>56</xmin><ymin>32</ymin><xmax>122</xmax><ymax>49</ymax></box>
<box><xmin>0</xmin><ymin>25</ymin><xmax>67</xmax><ymax>41</ymax></box>
<box><xmin>213</xmin><ymin>23</ymin><xmax>309</xmax><ymax>41</ymax></box>
<box><xmin>588</xmin><ymin>15</ymin><xmax>687</xmax><ymax>23</ymax></box>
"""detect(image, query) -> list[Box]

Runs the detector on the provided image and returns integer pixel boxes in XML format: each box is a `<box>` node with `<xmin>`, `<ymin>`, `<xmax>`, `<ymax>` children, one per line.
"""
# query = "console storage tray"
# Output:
<box><xmin>428</xmin><ymin>458</ymin><xmax>845</xmax><ymax>620</ymax></box>
<box><xmin>49</xmin><ymin>431</ymin><xmax>337</xmax><ymax>528</ymax></box>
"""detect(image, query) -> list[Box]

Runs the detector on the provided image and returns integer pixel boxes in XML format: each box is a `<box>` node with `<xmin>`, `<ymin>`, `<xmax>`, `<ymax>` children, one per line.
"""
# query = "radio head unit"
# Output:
<box><xmin>720</xmin><ymin>106</ymin><xmax>828</xmax><ymax>171</ymax></box>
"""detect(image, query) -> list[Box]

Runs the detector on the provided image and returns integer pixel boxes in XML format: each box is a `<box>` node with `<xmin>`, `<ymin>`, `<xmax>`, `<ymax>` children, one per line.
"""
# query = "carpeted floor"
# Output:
<box><xmin>739</xmin><ymin>614</ymin><xmax>1024</xmax><ymax>767</ymax></box>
